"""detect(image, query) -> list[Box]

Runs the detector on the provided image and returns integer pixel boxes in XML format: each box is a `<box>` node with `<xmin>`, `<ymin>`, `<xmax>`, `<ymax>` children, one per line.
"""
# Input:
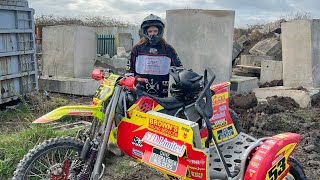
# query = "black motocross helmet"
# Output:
<box><xmin>141</xmin><ymin>14</ymin><xmax>165</xmax><ymax>45</ymax></box>
<box><xmin>170</xmin><ymin>68</ymin><xmax>204</xmax><ymax>101</ymax></box>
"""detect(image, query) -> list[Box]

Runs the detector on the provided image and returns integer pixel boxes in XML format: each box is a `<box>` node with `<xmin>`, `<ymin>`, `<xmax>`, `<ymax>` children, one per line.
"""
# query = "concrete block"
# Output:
<box><xmin>232</xmin><ymin>42</ymin><xmax>243</xmax><ymax>61</ymax></box>
<box><xmin>230</xmin><ymin>75</ymin><xmax>259</xmax><ymax>93</ymax></box>
<box><xmin>94</xmin><ymin>55</ymin><xmax>127</xmax><ymax>75</ymax></box>
<box><xmin>115</xmin><ymin>33</ymin><xmax>133</xmax><ymax>52</ymax></box>
<box><xmin>236</xmin><ymin>35</ymin><xmax>248</xmax><ymax>47</ymax></box>
<box><xmin>249</xmin><ymin>38</ymin><xmax>281</xmax><ymax>57</ymax></box>
<box><xmin>39</xmin><ymin>76</ymin><xmax>101</xmax><ymax>96</ymax></box>
<box><xmin>260</xmin><ymin>60</ymin><xmax>283</xmax><ymax>83</ymax></box>
<box><xmin>253</xmin><ymin>86</ymin><xmax>320</xmax><ymax>108</ymax></box>
<box><xmin>261</xmin><ymin>19</ymin><xmax>286</xmax><ymax>34</ymax></box>
<box><xmin>42</xmin><ymin>25</ymin><xmax>96</xmax><ymax>78</ymax></box>
<box><xmin>166</xmin><ymin>9</ymin><xmax>235</xmax><ymax>83</ymax></box>
<box><xmin>282</xmin><ymin>19</ymin><xmax>320</xmax><ymax>88</ymax></box>
<box><xmin>240</xmin><ymin>55</ymin><xmax>273</xmax><ymax>66</ymax></box>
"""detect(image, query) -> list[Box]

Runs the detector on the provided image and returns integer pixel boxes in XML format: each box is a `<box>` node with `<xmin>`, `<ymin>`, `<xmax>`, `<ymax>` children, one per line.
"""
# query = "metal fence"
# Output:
<box><xmin>97</xmin><ymin>34</ymin><xmax>115</xmax><ymax>57</ymax></box>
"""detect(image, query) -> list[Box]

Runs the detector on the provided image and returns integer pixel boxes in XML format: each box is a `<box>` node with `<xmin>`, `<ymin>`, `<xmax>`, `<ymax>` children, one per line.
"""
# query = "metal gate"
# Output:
<box><xmin>97</xmin><ymin>34</ymin><xmax>115</xmax><ymax>57</ymax></box>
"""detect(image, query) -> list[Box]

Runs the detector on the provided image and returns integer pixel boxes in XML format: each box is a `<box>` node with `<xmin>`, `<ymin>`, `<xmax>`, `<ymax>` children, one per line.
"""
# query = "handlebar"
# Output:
<box><xmin>195</xmin><ymin>68</ymin><xmax>216</xmax><ymax>148</ymax></box>
<box><xmin>119</xmin><ymin>76</ymin><xmax>148</xmax><ymax>91</ymax></box>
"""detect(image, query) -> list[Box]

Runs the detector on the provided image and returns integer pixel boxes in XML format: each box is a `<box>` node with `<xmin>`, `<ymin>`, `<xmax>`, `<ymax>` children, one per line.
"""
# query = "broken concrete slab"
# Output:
<box><xmin>253</xmin><ymin>86</ymin><xmax>320</xmax><ymax>108</ymax></box>
<box><xmin>235</xmin><ymin>65</ymin><xmax>261</xmax><ymax>74</ymax></box>
<box><xmin>282</xmin><ymin>19</ymin><xmax>320</xmax><ymax>88</ymax></box>
<box><xmin>236</xmin><ymin>35</ymin><xmax>248</xmax><ymax>47</ymax></box>
<box><xmin>39</xmin><ymin>76</ymin><xmax>101</xmax><ymax>96</ymax></box>
<box><xmin>260</xmin><ymin>60</ymin><xmax>283</xmax><ymax>83</ymax></box>
<box><xmin>249</xmin><ymin>38</ymin><xmax>281</xmax><ymax>57</ymax></box>
<box><xmin>94</xmin><ymin>54</ymin><xmax>127</xmax><ymax>75</ymax></box>
<box><xmin>263</xmin><ymin>19</ymin><xmax>286</xmax><ymax>34</ymax></box>
<box><xmin>232</xmin><ymin>42</ymin><xmax>243</xmax><ymax>63</ymax></box>
<box><xmin>240</xmin><ymin>55</ymin><xmax>273</xmax><ymax>66</ymax></box>
<box><xmin>230</xmin><ymin>75</ymin><xmax>259</xmax><ymax>93</ymax></box>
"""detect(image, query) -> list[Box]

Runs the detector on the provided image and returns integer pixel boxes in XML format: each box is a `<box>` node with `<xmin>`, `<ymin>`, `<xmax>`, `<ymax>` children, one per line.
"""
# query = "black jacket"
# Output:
<box><xmin>127</xmin><ymin>41</ymin><xmax>182</xmax><ymax>97</ymax></box>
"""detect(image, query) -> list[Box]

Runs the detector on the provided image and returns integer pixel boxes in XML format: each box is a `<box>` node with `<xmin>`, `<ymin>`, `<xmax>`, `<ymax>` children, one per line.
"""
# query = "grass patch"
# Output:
<box><xmin>0</xmin><ymin>125</ymin><xmax>78</xmax><ymax>179</ymax></box>
<box><xmin>0</xmin><ymin>91</ymin><xmax>92</xmax><ymax>179</ymax></box>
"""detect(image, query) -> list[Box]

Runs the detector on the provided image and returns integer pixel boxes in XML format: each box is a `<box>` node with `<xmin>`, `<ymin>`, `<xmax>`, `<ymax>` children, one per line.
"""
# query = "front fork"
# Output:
<box><xmin>91</xmin><ymin>86</ymin><xmax>122</xmax><ymax>180</ymax></box>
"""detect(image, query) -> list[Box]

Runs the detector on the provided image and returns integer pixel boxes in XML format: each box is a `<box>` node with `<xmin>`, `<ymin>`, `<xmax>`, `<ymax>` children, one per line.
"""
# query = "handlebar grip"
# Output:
<box><xmin>136</xmin><ymin>77</ymin><xmax>148</xmax><ymax>83</ymax></box>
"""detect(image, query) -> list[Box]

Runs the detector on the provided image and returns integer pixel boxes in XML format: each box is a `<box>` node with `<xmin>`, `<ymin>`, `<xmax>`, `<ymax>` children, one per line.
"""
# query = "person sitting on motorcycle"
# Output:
<box><xmin>126</xmin><ymin>14</ymin><xmax>183</xmax><ymax>98</ymax></box>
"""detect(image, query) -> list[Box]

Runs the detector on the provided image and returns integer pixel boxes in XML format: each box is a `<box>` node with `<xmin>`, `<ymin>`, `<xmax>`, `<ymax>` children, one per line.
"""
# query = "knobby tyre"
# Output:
<box><xmin>287</xmin><ymin>157</ymin><xmax>307</xmax><ymax>180</ymax></box>
<box><xmin>12</xmin><ymin>137</ymin><xmax>83</xmax><ymax>180</ymax></box>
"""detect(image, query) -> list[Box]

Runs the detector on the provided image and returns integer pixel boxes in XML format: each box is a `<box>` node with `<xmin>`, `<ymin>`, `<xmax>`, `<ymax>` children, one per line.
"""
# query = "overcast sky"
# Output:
<box><xmin>29</xmin><ymin>0</ymin><xmax>320</xmax><ymax>27</ymax></box>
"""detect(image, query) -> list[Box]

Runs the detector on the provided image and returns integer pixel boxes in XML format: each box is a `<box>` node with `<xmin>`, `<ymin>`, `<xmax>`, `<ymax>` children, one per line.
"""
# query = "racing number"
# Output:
<box><xmin>94</xmin><ymin>85</ymin><xmax>104</xmax><ymax>98</ymax></box>
<box><xmin>267</xmin><ymin>157</ymin><xmax>286</xmax><ymax>180</ymax></box>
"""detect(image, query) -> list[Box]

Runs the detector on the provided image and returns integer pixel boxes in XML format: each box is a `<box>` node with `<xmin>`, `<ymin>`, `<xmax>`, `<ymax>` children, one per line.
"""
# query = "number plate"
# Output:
<box><xmin>149</xmin><ymin>148</ymin><xmax>178</xmax><ymax>172</ymax></box>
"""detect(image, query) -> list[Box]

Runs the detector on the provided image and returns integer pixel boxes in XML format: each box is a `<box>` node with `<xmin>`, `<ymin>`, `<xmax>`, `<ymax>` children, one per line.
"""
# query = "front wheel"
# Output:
<box><xmin>285</xmin><ymin>157</ymin><xmax>307</xmax><ymax>180</ymax></box>
<box><xmin>13</xmin><ymin>137</ymin><xmax>83</xmax><ymax>180</ymax></box>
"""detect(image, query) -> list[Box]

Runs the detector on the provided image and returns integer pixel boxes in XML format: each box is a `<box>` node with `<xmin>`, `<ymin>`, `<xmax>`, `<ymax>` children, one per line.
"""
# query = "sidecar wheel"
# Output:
<box><xmin>285</xmin><ymin>157</ymin><xmax>307</xmax><ymax>180</ymax></box>
<box><xmin>12</xmin><ymin>137</ymin><xmax>83</xmax><ymax>180</ymax></box>
<box><xmin>229</xmin><ymin>108</ymin><xmax>241</xmax><ymax>133</ymax></box>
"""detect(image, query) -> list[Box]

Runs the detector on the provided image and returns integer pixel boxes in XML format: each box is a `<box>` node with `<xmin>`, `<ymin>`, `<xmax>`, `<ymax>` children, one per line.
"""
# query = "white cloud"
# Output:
<box><xmin>28</xmin><ymin>0</ymin><xmax>320</xmax><ymax>27</ymax></box>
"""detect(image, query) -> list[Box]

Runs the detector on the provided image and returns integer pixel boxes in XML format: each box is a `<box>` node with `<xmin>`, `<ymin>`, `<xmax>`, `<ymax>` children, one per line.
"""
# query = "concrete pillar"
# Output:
<box><xmin>166</xmin><ymin>9</ymin><xmax>235</xmax><ymax>83</ymax></box>
<box><xmin>115</xmin><ymin>33</ymin><xmax>133</xmax><ymax>51</ymax></box>
<box><xmin>282</xmin><ymin>19</ymin><xmax>320</xmax><ymax>88</ymax></box>
<box><xmin>42</xmin><ymin>25</ymin><xmax>96</xmax><ymax>78</ymax></box>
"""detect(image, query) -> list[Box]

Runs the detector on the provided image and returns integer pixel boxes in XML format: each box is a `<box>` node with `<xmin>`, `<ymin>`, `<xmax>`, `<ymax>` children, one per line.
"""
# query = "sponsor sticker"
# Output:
<box><xmin>132</xmin><ymin>148</ymin><xmax>143</xmax><ymax>158</ymax></box>
<box><xmin>211</xmin><ymin>118</ymin><xmax>227</xmax><ymax>129</ymax></box>
<box><xmin>149</xmin><ymin>148</ymin><xmax>178</xmax><ymax>172</ymax></box>
<box><xmin>143</xmin><ymin>132</ymin><xmax>186</xmax><ymax>156</ymax></box>
<box><xmin>187</xmin><ymin>159</ymin><xmax>205</xmax><ymax>165</ymax></box>
<box><xmin>181</xmin><ymin>127</ymin><xmax>190</xmax><ymax>132</ymax></box>
<box><xmin>217</xmin><ymin>126</ymin><xmax>234</xmax><ymax>140</ymax></box>
<box><xmin>191</xmin><ymin>171</ymin><xmax>203</xmax><ymax>178</ymax></box>
<box><xmin>149</xmin><ymin>118</ymin><xmax>179</xmax><ymax>137</ymax></box>
<box><xmin>132</xmin><ymin>136</ymin><xmax>143</xmax><ymax>147</ymax></box>
<box><xmin>210</xmin><ymin>111</ymin><xmax>226</xmax><ymax>121</ymax></box>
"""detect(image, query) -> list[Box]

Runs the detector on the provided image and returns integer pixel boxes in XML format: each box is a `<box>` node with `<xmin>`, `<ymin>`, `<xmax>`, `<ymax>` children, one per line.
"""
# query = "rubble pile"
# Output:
<box><xmin>94</xmin><ymin>47</ymin><xmax>129</xmax><ymax>75</ymax></box>
<box><xmin>232</xmin><ymin>19</ymin><xmax>286</xmax><ymax>86</ymax></box>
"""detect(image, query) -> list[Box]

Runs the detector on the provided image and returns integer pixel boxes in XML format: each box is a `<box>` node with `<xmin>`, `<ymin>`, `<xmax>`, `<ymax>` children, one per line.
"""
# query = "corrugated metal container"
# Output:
<box><xmin>0</xmin><ymin>0</ymin><xmax>28</xmax><ymax>7</ymax></box>
<box><xmin>0</xmin><ymin>3</ymin><xmax>38</xmax><ymax>104</ymax></box>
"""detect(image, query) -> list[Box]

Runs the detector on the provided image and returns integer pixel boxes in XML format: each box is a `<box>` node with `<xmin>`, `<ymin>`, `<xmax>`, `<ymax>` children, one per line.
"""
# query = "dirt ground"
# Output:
<box><xmin>102</xmin><ymin>93</ymin><xmax>319</xmax><ymax>180</ymax></box>
<box><xmin>3</xmin><ymin>92</ymin><xmax>317</xmax><ymax>179</ymax></box>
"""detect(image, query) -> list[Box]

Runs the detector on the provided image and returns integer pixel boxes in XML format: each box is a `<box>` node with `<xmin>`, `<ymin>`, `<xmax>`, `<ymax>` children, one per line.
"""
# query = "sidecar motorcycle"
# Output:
<box><xmin>13</xmin><ymin>68</ymin><xmax>306</xmax><ymax>180</ymax></box>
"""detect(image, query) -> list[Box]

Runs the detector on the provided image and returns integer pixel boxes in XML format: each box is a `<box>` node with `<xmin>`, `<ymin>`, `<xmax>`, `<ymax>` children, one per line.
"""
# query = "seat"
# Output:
<box><xmin>144</xmin><ymin>93</ymin><xmax>185</xmax><ymax>110</ymax></box>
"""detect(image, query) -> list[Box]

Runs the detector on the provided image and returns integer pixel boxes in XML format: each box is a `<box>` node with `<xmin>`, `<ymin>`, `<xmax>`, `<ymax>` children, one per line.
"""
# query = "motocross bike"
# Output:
<box><xmin>13</xmin><ymin>67</ymin><xmax>306</xmax><ymax>180</ymax></box>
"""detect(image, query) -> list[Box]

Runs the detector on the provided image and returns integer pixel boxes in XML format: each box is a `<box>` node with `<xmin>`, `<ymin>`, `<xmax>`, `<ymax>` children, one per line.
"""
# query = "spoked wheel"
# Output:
<box><xmin>284</xmin><ymin>157</ymin><xmax>307</xmax><ymax>180</ymax></box>
<box><xmin>13</xmin><ymin>137</ymin><xmax>83</xmax><ymax>180</ymax></box>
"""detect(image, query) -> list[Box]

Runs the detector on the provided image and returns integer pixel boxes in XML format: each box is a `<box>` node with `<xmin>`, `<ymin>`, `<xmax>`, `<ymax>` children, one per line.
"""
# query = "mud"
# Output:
<box><xmin>231</xmin><ymin>95</ymin><xmax>320</xmax><ymax>180</ymax></box>
<box><xmin>102</xmin><ymin>94</ymin><xmax>319</xmax><ymax>180</ymax></box>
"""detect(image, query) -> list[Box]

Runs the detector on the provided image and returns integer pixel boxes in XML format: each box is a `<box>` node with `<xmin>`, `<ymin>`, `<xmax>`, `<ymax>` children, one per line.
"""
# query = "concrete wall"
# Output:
<box><xmin>42</xmin><ymin>25</ymin><xmax>96</xmax><ymax>78</ymax></box>
<box><xmin>115</xmin><ymin>33</ymin><xmax>133</xmax><ymax>51</ymax></box>
<box><xmin>74</xmin><ymin>27</ymin><xmax>96</xmax><ymax>78</ymax></box>
<box><xmin>166</xmin><ymin>9</ymin><xmax>235</xmax><ymax>83</ymax></box>
<box><xmin>282</xmin><ymin>20</ymin><xmax>320</xmax><ymax>88</ymax></box>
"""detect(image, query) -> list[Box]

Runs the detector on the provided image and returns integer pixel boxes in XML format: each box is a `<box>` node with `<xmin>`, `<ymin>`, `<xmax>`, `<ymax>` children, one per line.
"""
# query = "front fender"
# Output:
<box><xmin>33</xmin><ymin>105</ymin><xmax>104</xmax><ymax>123</ymax></box>
<box><xmin>244</xmin><ymin>132</ymin><xmax>301</xmax><ymax>180</ymax></box>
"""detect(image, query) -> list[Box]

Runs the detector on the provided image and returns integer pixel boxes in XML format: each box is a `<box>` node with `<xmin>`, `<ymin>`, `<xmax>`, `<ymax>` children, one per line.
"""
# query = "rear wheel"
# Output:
<box><xmin>13</xmin><ymin>137</ymin><xmax>83</xmax><ymax>180</ymax></box>
<box><xmin>285</xmin><ymin>157</ymin><xmax>307</xmax><ymax>180</ymax></box>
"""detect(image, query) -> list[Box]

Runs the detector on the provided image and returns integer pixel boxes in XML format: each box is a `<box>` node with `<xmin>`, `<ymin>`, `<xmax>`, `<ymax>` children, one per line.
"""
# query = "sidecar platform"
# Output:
<box><xmin>206</xmin><ymin>132</ymin><xmax>257</xmax><ymax>179</ymax></box>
